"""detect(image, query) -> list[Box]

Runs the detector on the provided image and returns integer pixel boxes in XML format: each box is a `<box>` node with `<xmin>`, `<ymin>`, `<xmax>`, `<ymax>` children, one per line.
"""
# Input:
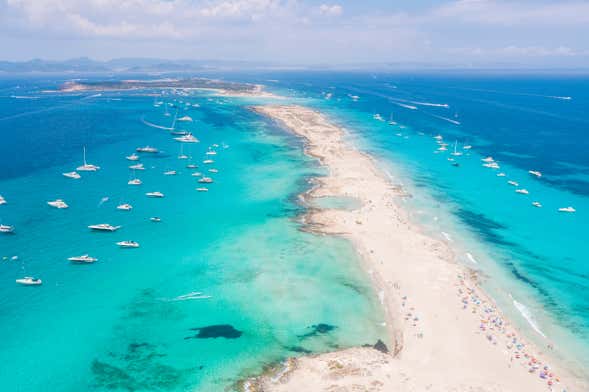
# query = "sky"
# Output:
<box><xmin>1</xmin><ymin>0</ymin><xmax>589</xmax><ymax>67</ymax></box>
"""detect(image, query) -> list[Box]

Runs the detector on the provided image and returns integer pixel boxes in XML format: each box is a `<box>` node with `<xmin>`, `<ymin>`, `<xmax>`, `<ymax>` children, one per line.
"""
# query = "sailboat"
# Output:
<box><xmin>388</xmin><ymin>113</ymin><xmax>397</xmax><ymax>125</ymax></box>
<box><xmin>77</xmin><ymin>146</ymin><xmax>100</xmax><ymax>171</ymax></box>
<box><xmin>178</xmin><ymin>143</ymin><xmax>189</xmax><ymax>160</ymax></box>
<box><xmin>450</xmin><ymin>141</ymin><xmax>463</xmax><ymax>156</ymax></box>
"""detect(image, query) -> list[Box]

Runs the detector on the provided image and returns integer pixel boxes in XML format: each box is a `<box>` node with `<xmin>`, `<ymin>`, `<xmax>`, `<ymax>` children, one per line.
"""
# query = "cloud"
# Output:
<box><xmin>448</xmin><ymin>45</ymin><xmax>584</xmax><ymax>58</ymax></box>
<box><xmin>318</xmin><ymin>4</ymin><xmax>342</xmax><ymax>17</ymax></box>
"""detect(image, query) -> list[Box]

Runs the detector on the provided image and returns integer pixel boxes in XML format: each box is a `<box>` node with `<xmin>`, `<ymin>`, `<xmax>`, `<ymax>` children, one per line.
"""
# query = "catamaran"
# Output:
<box><xmin>126</xmin><ymin>153</ymin><xmax>140</xmax><ymax>161</ymax></box>
<box><xmin>146</xmin><ymin>191</ymin><xmax>164</xmax><ymax>198</ymax></box>
<box><xmin>77</xmin><ymin>146</ymin><xmax>100</xmax><ymax>171</ymax></box>
<box><xmin>116</xmin><ymin>241</ymin><xmax>140</xmax><ymax>248</ymax></box>
<box><xmin>174</xmin><ymin>133</ymin><xmax>199</xmax><ymax>143</ymax></box>
<box><xmin>88</xmin><ymin>224</ymin><xmax>121</xmax><ymax>232</ymax></box>
<box><xmin>47</xmin><ymin>199</ymin><xmax>69</xmax><ymax>209</ymax></box>
<box><xmin>63</xmin><ymin>171</ymin><xmax>81</xmax><ymax>179</ymax></box>
<box><xmin>68</xmin><ymin>255</ymin><xmax>98</xmax><ymax>263</ymax></box>
<box><xmin>136</xmin><ymin>146</ymin><xmax>158</xmax><ymax>153</ymax></box>
<box><xmin>117</xmin><ymin>203</ymin><xmax>133</xmax><ymax>211</ymax></box>
<box><xmin>16</xmin><ymin>277</ymin><xmax>42</xmax><ymax>285</ymax></box>
<box><xmin>0</xmin><ymin>224</ymin><xmax>14</xmax><ymax>233</ymax></box>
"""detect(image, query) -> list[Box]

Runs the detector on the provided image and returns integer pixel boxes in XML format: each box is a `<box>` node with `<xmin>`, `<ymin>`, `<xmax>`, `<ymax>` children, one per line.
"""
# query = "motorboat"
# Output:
<box><xmin>481</xmin><ymin>156</ymin><xmax>495</xmax><ymax>163</ymax></box>
<box><xmin>177</xmin><ymin>115</ymin><xmax>193</xmax><ymax>122</ymax></box>
<box><xmin>205</xmin><ymin>150</ymin><xmax>217</xmax><ymax>156</ymax></box>
<box><xmin>16</xmin><ymin>277</ymin><xmax>42</xmax><ymax>285</ymax></box>
<box><xmin>47</xmin><ymin>199</ymin><xmax>68</xmax><ymax>209</ymax></box>
<box><xmin>68</xmin><ymin>254</ymin><xmax>98</xmax><ymax>263</ymax></box>
<box><xmin>77</xmin><ymin>147</ymin><xmax>100</xmax><ymax>171</ymax></box>
<box><xmin>483</xmin><ymin>162</ymin><xmax>500</xmax><ymax>169</ymax></box>
<box><xmin>515</xmin><ymin>189</ymin><xmax>529</xmax><ymax>195</ymax></box>
<box><xmin>532</xmin><ymin>201</ymin><xmax>542</xmax><ymax>208</ymax></box>
<box><xmin>203</xmin><ymin>159</ymin><xmax>214</xmax><ymax>164</ymax></box>
<box><xmin>558</xmin><ymin>207</ymin><xmax>576</xmax><ymax>213</ymax></box>
<box><xmin>116</xmin><ymin>241</ymin><xmax>140</xmax><ymax>248</ymax></box>
<box><xmin>0</xmin><ymin>224</ymin><xmax>15</xmax><ymax>233</ymax></box>
<box><xmin>88</xmin><ymin>224</ymin><xmax>121</xmax><ymax>232</ymax></box>
<box><xmin>463</xmin><ymin>145</ymin><xmax>473</xmax><ymax>150</ymax></box>
<box><xmin>63</xmin><ymin>171</ymin><xmax>81</xmax><ymax>179</ymax></box>
<box><xmin>208</xmin><ymin>169</ymin><xmax>219</xmax><ymax>173</ymax></box>
<box><xmin>196</xmin><ymin>187</ymin><xmax>209</xmax><ymax>192</ymax></box>
<box><xmin>136</xmin><ymin>146</ymin><xmax>158</xmax><ymax>153</ymax></box>
<box><xmin>0</xmin><ymin>194</ymin><xmax>6</xmax><ymax>205</ymax></box>
<box><xmin>529</xmin><ymin>170</ymin><xmax>542</xmax><ymax>178</ymax></box>
<box><xmin>191</xmin><ymin>172</ymin><xmax>202</xmax><ymax>177</ymax></box>
<box><xmin>507</xmin><ymin>180</ymin><xmax>519</xmax><ymax>186</ymax></box>
<box><xmin>146</xmin><ymin>192</ymin><xmax>164</xmax><ymax>198</ymax></box>
<box><xmin>128</xmin><ymin>178</ymin><xmax>142</xmax><ymax>185</ymax></box>
<box><xmin>198</xmin><ymin>177</ymin><xmax>213</xmax><ymax>184</ymax></box>
<box><xmin>174</xmin><ymin>133</ymin><xmax>199</xmax><ymax>143</ymax></box>
<box><xmin>496</xmin><ymin>173</ymin><xmax>506</xmax><ymax>177</ymax></box>
<box><xmin>373</xmin><ymin>114</ymin><xmax>384</xmax><ymax>121</ymax></box>
<box><xmin>117</xmin><ymin>203</ymin><xmax>133</xmax><ymax>211</ymax></box>
<box><xmin>164</xmin><ymin>170</ymin><xmax>177</xmax><ymax>176</ymax></box>
<box><xmin>150</xmin><ymin>217</ymin><xmax>161</xmax><ymax>222</ymax></box>
<box><xmin>186</xmin><ymin>164</ymin><xmax>198</xmax><ymax>169</ymax></box>
<box><xmin>129</xmin><ymin>163</ymin><xmax>144</xmax><ymax>170</ymax></box>
<box><xmin>126</xmin><ymin>153</ymin><xmax>140</xmax><ymax>161</ymax></box>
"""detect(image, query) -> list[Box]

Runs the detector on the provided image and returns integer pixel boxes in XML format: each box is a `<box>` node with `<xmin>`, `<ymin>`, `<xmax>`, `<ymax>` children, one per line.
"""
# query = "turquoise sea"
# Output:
<box><xmin>1</xmin><ymin>72</ymin><xmax>589</xmax><ymax>389</ymax></box>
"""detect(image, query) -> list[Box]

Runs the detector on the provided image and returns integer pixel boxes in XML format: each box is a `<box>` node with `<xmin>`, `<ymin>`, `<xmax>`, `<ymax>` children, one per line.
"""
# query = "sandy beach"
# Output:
<box><xmin>248</xmin><ymin>105</ymin><xmax>587</xmax><ymax>392</ymax></box>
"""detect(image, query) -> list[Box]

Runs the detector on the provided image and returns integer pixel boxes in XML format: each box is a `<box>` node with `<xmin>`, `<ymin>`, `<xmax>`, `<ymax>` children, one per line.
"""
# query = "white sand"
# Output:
<box><xmin>248</xmin><ymin>105</ymin><xmax>587</xmax><ymax>392</ymax></box>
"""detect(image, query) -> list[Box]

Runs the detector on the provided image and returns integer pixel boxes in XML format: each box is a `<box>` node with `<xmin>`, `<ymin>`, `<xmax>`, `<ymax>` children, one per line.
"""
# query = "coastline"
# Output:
<box><xmin>247</xmin><ymin>105</ymin><xmax>587</xmax><ymax>391</ymax></box>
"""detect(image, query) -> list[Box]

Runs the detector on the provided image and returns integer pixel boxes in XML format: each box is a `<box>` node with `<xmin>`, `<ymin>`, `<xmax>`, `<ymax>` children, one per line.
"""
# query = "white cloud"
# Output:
<box><xmin>318</xmin><ymin>4</ymin><xmax>342</xmax><ymax>17</ymax></box>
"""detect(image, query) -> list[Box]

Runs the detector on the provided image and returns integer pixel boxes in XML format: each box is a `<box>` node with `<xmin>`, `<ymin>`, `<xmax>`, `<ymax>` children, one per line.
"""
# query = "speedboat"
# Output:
<box><xmin>136</xmin><ymin>146</ymin><xmax>158</xmax><ymax>153</ymax></box>
<box><xmin>529</xmin><ymin>170</ymin><xmax>542</xmax><ymax>178</ymax></box>
<box><xmin>208</xmin><ymin>169</ymin><xmax>219</xmax><ymax>173</ymax></box>
<box><xmin>116</xmin><ymin>241</ymin><xmax>140</xmax><ymax>248</ymax></box>
<box><xmin>77</xmin><ymin>146</ymin><xmax>100</xmax><ymax>171</ymax></box>
<box><xmin>47</xmin><ymin>199</ymin><xmax>69</xmax><ymax>209</ymax></box>
<box><xmin>507</xmin><ymin>180</ymin><xmax>519</xmax><ymax>186</ymax></box>
<box><xmin>68</xmin><ymin>254</ymin><xmax>98</xmax><ymax>263</ymax></box>
<box><xmin>117</xmin><ymin>203</ymin><xmax>133</xmax><ymax>211</ymax></box>
<box><xmin>0</xmin><ymin>224</ymin><xmax>14</xmax><ymax>233</ymax></box>
<box><xmin>63</xmin><ymin>171</ymin><xmax>81</xmax><ymax>179</ymax></box>
<box><xmin>150</xmin><ymin>217</ymin><xmax>161</xmax><ymax>222</ymax></box>
<box><xmin>129</xmin><ymin>163</ymin><xmax>144</xmax><ymax>170</ymax></box>
<box><xmin>198</xmin><ymin>177</ymin><xmax>213</xmax><ymax>184</ymax></box>
<box><xmin>532</xmin><ymin>201</ymin><xmax>542</xmax><ymax>208</ymax></box>
<box><xmin>128</xmin><ymin>178</ymin><xmax>142</xmax><ymax>185</ymax></box>
<box><xmin>146</xmin><ymin>192</ymin><xmax>164</xmax><ymax>198</ymax></box>
<box><xmin>196</xmin><ymin>187</ymin><xmax>209</xmax><ymax>192</ymax></box>
<box><xmin>174</xmin><ymin>133</ymin><xmax>199</xmax><ymax>143</ymax></box>
<box><xmin>515</xmin><ymin>189</ymin><xmax>529</xmax><ymax>195</ymax></box>
<box><xmin>126</xmin><ymin>153</ymin><xmax>140</xmax><ymax>161</ymax></box>
<box><xmin>186</xmin><ymin>164</ymin><xmax>198</xmax><ymax>169</ymax></box>
<box><xmin>16</xmin><ymin>277</ymin><xmax>42</xmax><ymax>285</ymax></box>
<box><xmin>558</xmin><ymin>206</ymin><xmax>576</xmax><ymax>213</ymax></box>
<box><xmin>88</xmin><ymin>224</ymin><xmax>121</xmax><ymax>232</ymax></box>
<box><xmin>0</xmin><ymin>194</ymin><xmax>6</xmax><ymax>205</ymax></box>
<box><xmin>203</xmin><ymin>159</ymin><xmax>214</xmax><ymax>164</ymax></box>
<box><xmin>164</xmin><ymin>170</ymin><xmax>177</xmax><ymax>176</ymax></box>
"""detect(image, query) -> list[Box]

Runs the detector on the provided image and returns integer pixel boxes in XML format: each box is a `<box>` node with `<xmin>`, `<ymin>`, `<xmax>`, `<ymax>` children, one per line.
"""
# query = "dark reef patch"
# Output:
<box><xmin>298</xmin><ymin>323</ymin><xmax>337</xmax><ymax>339</ymax></box>
<box><xmin>286</xmin><ymin>345</ymin><xmax>312</xmax><ymax>354</ymax></box>
<box><xmin>185</xmin><ymin>324</ymin><xmax>243</xmax><ymax>339</ymax></box>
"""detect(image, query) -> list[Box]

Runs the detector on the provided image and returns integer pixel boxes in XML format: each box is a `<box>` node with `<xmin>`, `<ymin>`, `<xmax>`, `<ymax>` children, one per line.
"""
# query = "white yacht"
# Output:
<box><xmin>128</xmin><ymin>178</ymin><xmax>142</xmax><ymax>185</ymax></box>
<box><xmin>164</xmin><ymin>170</ymin><xmax>177</xmax><ymax>176</ymax></box>
<box><xmin>117</xmin><ymin>203</ymin><xmax>133</xmax><ymax>211</ymax></box>
<box><xmin>146</xmin><ymin>192</ymin><xmax>164</xmax><ymax>198</ymax></box>
<box><xmin>205</xmin><ymin>150</ymin><xmax>217</xmax><ymax>156</ymax></box>
<box><xmin>203</xmin><ymin>159</ymin><xmax>214</xmax><ymax>164</ymax></box>
<box><xmin>463</xmin><ymin>145</ymin><xmax>473</xmax><ymax>150</ymax></box>
<box><xmin>0</xmin><ymin>224</ymin><xmax>14</xmax><ymax>233</ymax></box>
<box><xmin>434</xmin><ymin>135</ymin><xmax>443</xmax><ymax>141</ymax></box>
<box><xmin>196</xmin><ymin>187</ymin><xmax>209</xmax><ymax>192</ymax></box>
<box><xmin>63</xmin><ymin>171</ymin><xmax>81</xmax><ymax>179</ymax></box>
<box><xmin>68</xmin><ymin>254</ymin><xmax>98</xmax><ymax>263</ymax></box>
<box><xmin>126</xmin><ymin>153</ymin><xmax>140</xmax><ymax>161</ymax></box>
<box><xmin>129</xmin><ymin>163</ymin><xmax>144</xmax><ymax>170</ymax></box>
<box><xmin>191</xmin><ymin>172</ymin><xmax>202</xmax><ymax>177</ymax></box>
<box><xmin>16</xmin><ymin>277</ymin><xmax>42</xmax><ymax>285</ymax></box>
<box><xmin>177</xmin><ymin>115</ymin><xmax>193</xmax><ymax>122</ymax></box>
<box><xmin>47</xmin><ymin>199</ymin><xmax>69</xmax><ymax>209</ymax></box>
<box><xmin>186</xmin><ymin>164</ymin><xmax>198</xmax><ymax>169</ymax></box>
<box><xmin>532</xmin><ymin>201</ymin><xmax>542</xmax><ymax>208</ymax></box>
<box><xmin>481</xmin><ymin>156</ymin><xmax>495</xmax><ymax>163</ymax></box>
<box><xmin>507</xmin><ymin>180</ymin><xmax>519</xmax><ymax>186</ymax></box>
<box><xmin>178</xmin><ymin>154</ymin><xmax>189</xmax><ymax>160</ymax></box>
<box><xmin>373</xmin><ymin>114</ymin><xmax>384</xmax><ymax>122</ymax></box>
<box><xmin>77</xmin><ymin>146</ymin><xmax>100</xmax><ymax>171</ymax></box>
<box><xmin>150</xmin><ymin>217</ymin><xmax>161</xmax><ymax>222</ymax></box>
<box><xmin>558</xmin><ymin>206</ymin><xmax>576</xmax><ymax>213</ymax></box>
<box><xmin>136</xmin><ymin>146</ymin><xmax>158</xmax><ymax>153</ymax></box>
<box><xmin>116</xmin><ymin>241</ymin><xmax>140</xmax><ymax>248</ymax></box>
<box><xmin>515</xmin><ymin>189</ymin><xmax>529</xmax><ymax>195</ymax></box>
<box><xmin>496</xmin><ymin>172</ymin><xmax>506</xmax><ymax>177</ymax></box>
<box><xmin>0</xmin><ymin>194</ymin><xmax>6</xmax><ymax>205</ymax></box>
<box><xmin>483</xmin><ymin>162</ymin><xmax>500</xmax><ymax>169</ymax></box>
<box><xmin>88</xmin><ymin>224</ymin><xmax>121</xmax><ymax>232</ymax></box>
<box><xmin>208</xmin><ymin>169</ymin><xmax>219</xmax><ymax>173</ymax></box>
<box><xmin>174</xmin><ymin>133</ymin><xmax>199</xmax><ymax>143</ymax></box>
<box><xmin>529</xmin><ymin>170</ymin><xmax>542</xmax><ymax>178</ymax></box>
<box><xmin>198</xmin><ymin>177</ymin><xmax>213</xmax><ymax>184</ymax></box>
